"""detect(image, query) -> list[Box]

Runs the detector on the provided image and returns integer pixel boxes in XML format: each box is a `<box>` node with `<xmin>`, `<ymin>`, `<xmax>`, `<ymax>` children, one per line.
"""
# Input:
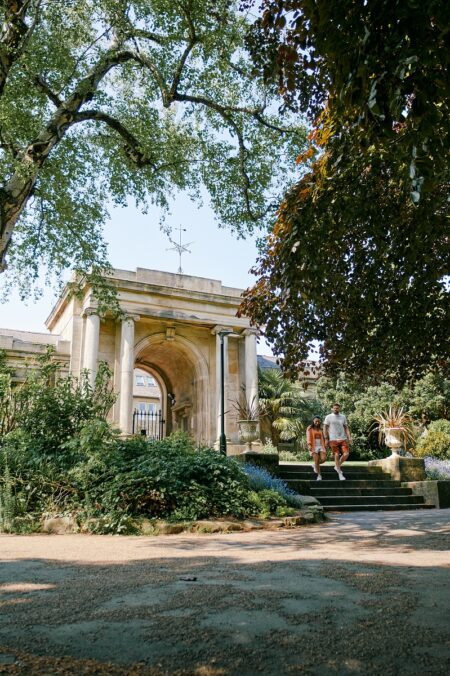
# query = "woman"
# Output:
<box><xmin>306</xmin><ymin>416</ymin><xmax>327</xmax><ymax>481</ymax></box>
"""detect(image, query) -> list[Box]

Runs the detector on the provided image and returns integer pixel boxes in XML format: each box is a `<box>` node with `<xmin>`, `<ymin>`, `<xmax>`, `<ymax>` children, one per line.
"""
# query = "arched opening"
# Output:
<box><xmin>132</xmin><ymin>366</ymin><xmax>166</xmax><ymax>438</ymax></box>
<box><xmin>134</xmin><ymin>332</ymin><xmax>209</xmax><ymax>442</ymax></box>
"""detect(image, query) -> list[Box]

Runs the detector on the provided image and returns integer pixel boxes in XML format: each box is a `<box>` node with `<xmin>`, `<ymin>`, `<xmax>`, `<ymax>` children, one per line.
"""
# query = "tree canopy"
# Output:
<box><xmin>0</xmin><ymin>0</ymin><xmax>304</xmax><ymax>299</ymax></box>
<box><xmin>240</xmin><ymin>0</ymin><xmax>450</xmax><ymax>384</ymax></box>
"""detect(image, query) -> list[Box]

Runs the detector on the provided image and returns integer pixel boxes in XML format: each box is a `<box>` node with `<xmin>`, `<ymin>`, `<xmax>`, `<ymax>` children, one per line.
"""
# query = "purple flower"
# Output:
<box><xmin>424</xmin><ymin>456</ymin><xmax>450</xmax><ymax>481</ymax></box>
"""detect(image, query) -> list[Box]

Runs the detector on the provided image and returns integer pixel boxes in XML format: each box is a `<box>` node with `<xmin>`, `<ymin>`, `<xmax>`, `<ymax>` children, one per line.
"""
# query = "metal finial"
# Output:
<box><xmin>166</xmin><ymin>226</ymin><xmax>193</xmax><ymax>275</ymax></box>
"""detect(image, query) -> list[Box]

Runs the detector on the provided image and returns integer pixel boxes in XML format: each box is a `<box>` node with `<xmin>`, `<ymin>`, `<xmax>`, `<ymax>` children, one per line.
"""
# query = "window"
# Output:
<box><xmin>137</xmin><ymin>402</ymin><xmax>157</xmax><ymax>413</ymax></box>
<box><xmin>146</xmin><ymin>375</ymin><xmax>155</xmax><ymax>386</ymax></box>
<box><xmin>136</xmin><ymin>375</ymin><xmax>145</xmax><ymax>386</ymax></box>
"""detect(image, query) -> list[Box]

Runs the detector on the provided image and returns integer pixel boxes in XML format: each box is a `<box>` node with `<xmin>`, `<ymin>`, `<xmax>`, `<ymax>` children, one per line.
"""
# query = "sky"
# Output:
<box><xmin>0</xmin><ymin>192</ymin><xmax>274</xmax><ymax>354</ymax></box>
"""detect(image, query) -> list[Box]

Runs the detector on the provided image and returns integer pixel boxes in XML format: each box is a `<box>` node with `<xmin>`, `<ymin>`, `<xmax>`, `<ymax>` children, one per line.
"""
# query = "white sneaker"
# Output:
<box><xmin>316</xmin><ymin>474</ymin><xmax>322</xmax><ymax>481</ymax></box>
<box><xmin>312</xmin><ymin>464</ymin><xmax>318</xmax><ymax>473</ymax></box>
<box><xmin>334</xmin><ymin>466</ymin><xmax>345</xmax><ymax>480</ymax></box>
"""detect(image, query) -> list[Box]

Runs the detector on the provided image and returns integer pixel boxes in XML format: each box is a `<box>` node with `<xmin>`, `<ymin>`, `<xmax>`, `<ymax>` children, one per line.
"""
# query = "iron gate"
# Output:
<box><xmin>132</xmin><ymin>410</ymin><xmax>165</xmax><ymax>439</ymax></box>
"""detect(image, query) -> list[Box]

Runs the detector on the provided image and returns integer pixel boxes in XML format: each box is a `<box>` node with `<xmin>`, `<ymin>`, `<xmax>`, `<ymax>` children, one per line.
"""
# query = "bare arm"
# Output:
<box><xmin>344</xmin><ymin>424</ymin><xmax>353</xmax><ymax>444</ymax></box>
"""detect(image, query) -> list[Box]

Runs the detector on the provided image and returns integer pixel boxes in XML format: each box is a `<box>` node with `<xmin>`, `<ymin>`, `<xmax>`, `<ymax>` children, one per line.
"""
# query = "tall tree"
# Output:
<box><xmin>240</xmin><ymin>0</ymin><xmax>450</xmax><ymax>384</ymax></box>
<box><xmin>0</xmin><ymin>0</ymin><xmax>303</xmax><ymax>298</ymax></box>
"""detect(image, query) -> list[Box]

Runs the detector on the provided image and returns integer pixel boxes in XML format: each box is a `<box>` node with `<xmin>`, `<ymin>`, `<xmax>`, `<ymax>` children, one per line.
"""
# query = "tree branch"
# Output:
<box><xmin>174</xmin><ymin>92</ymin><xmax>294</xmax><ymax>133</ymax></box>
<box><xmin>73</xmin><ymin>110</ymin><xmax>155</xmax><ymax>168</ymax></box>
<box><xmin>32</xmin><ymin>72</ymin><xmax>63</xmax><ymax>107</ymax></box>
<box><xmin>173</xmin><ymin>92</ymin><xmax>271</xmax><ymax>221</ymax></box>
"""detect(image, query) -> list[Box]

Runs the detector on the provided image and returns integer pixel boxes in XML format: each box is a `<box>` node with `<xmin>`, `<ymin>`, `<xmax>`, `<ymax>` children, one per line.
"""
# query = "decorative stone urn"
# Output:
<box><xmin>238</xmin><ymin>420</ymin><xmax>260</xmax><ymax>451</ymax></box>
<box><xmin>384</xmin><ymin>427</ymin><xmax>404</xmax><ymax>456</ymax></box>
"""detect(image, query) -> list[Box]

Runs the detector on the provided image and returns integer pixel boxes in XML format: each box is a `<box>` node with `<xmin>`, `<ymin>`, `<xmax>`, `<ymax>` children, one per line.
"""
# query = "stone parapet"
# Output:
<box><xmin>235</xmin><ymin>451</ymin><xmax>279</xmax><ymax>475</ymax></box>
<box><xmin>368</xmin><ymin>456</ymin><xmax>426</xmax><ymax>482</ymax></box>
<box><xmin>402</xmin><ymin>481</ymin><xmax>450</xmax><ymax>509</ymax></box>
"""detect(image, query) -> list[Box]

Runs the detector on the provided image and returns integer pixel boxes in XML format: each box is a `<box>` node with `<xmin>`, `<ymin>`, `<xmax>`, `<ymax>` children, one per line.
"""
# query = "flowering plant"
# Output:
<box><xmin>424</xmin><ymin>457</ymin><xmax>450</xmax><ymax>481</ymax></box>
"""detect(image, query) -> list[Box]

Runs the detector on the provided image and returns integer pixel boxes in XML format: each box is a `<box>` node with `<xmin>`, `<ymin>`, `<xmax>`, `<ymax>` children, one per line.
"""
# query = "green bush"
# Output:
<box><xmin>92</xmin><ymin>438</ymin><xmax>253</xmax><ymax>522</ymax></box>
<box><xmin>247</xmin><ymin>489</ymin><xmax>293</xmax><ymax>518</ymax></box>
<box><xmin>0</xmin><ymin>347</ymin><xmax>305</xmax><ymax>532</ymax></box>
<box><xmin>428</xmin><ymin>419</ymin><xmax>450</xmax><ymax>435</ymax></box>
<box><xmin>415</xmin><ymin>430</ymin><xmax>450</xmax><ymax>459</ymax></box>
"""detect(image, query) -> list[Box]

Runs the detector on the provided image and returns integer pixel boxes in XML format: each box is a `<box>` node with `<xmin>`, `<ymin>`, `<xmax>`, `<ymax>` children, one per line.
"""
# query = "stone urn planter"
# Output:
<box><xmin>383</xmin><ymin>427</ymin><xmax>404</xmax><ymax>456</ymax></box>
<box><xmin>373</xmin><ymin>406</ymin><xmax>415</xmax><ymax>459</ymax></box>
<box><xmin>238</xmin><ymin>420</ymin><xmax>260</xmax><ymax>451</ymax></box>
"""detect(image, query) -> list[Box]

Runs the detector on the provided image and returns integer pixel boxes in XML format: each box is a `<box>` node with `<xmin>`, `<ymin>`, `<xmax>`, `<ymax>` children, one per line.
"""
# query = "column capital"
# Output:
<box><xmin>242</xmin><ymin>327</ymin><xmax>259</xmax><ymax>338</ymax></box>
<box><xmin>211</xmin><ymin>325</ymin><xmax>234</xmax><ymax>336</ymax></box>
<box><xmin>83</xmin><ymin>306</ymin><xmax>99</xmax><ymax>318</ymax></box>
<box><xmin>122</xmin><ymin>313</ymin><xmax>140</xmax><ymax>323</ymax></box>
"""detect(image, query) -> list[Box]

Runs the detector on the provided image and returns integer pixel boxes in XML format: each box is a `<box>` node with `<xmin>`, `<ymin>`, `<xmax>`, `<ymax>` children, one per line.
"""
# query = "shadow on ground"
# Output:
<box><xmin>0</xmin><ymin>511</ymin><xmax>449</xmax><ymax>675</ymax></box>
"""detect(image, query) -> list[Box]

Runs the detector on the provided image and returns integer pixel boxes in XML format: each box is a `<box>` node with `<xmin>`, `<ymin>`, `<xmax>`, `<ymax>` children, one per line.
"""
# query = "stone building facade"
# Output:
<box><xmin>1</xmin><ymin>268</ymin><xmax>259</xmax><ymax>453</ymax></box>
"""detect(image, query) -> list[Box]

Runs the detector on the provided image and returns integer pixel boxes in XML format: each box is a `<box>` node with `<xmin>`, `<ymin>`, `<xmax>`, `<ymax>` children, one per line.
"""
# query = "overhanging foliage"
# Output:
<box><xmin>0</xmin><ymin>0</ymin><xmax>305</xmax><ymax>299</ymax></box>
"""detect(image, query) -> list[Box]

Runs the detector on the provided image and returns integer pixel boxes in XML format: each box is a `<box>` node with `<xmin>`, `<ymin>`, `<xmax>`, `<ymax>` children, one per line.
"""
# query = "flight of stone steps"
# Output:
<box><xmin>278</xmin><ymin>463</ymin><xmax>434</xmax><ymax>512</ymax></box>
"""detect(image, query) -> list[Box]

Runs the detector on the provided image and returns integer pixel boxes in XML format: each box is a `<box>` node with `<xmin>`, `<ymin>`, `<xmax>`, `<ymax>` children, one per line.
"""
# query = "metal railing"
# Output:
<box><xmin>132</xmin><ymin>409</ymin><xmax>165</xmax><ymax>439</ymax></box>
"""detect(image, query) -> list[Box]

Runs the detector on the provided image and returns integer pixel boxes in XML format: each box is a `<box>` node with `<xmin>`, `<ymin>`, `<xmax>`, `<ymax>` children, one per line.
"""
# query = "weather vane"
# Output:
<box><xmin>167</xmin><ymin>226</ymin><xmax>193</xmax><ymax>275</ymax></box>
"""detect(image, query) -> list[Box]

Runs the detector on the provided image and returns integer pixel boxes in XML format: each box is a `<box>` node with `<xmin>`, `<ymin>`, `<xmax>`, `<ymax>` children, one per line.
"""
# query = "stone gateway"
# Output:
<box><xmin>0</xmin><ymin>268</ymin><xmax>259</xmax><ymax>454</ymax></box>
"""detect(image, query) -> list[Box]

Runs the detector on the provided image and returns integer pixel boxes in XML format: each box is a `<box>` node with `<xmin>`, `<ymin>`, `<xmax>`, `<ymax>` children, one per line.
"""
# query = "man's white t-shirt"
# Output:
<box><xmin>324</xmin><ymin>413</ymin><xmax>348</xmax><ymax>441</ymax></box>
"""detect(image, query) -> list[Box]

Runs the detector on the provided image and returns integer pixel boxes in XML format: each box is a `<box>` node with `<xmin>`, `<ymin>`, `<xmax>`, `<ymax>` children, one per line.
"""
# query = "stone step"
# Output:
<box><xmin>316</xmin><ymin>495</ymin><xmax>425</xmax><ymax>506</ymax></box>
<box><xmin>284</xmin><ymin>479</ymin><xmax>402</xmax><ymax>489</ymax></box>
<box><xmin>280</xmin><ymin>472</ymin><xmax>391</xmax><ymax>481</ymax></box>
<box><xmin>310</xmin><ymin>487</ymin><xmax>414</xmax><ymax>497</ymax></box>
<box><xmin>322</xmin><ymin>504</ymin><xmax>435</xmax><ymax>512</ymax></box>
<box><xmin>280</xmin><ymin>464</ymin><xmax>384</xmax><ymax>473</ymax></box>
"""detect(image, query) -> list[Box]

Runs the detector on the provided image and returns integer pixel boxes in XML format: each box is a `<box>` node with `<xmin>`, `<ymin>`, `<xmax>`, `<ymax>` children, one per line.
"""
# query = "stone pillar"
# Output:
<box><xmin>243</xmin><ymin>328</ymin><xmax>259</xmax><ymax>411</ymax></box>
<box><xmin>119</xmin><ymin>315</ymin><xmax>139</xmax><ymax>435</ymax></box>
<box><xmin>212</xmin><ymin>326</ymin><xmax>233</xmax><ymax>441</ymax></box>
<box><xmin>82</xmin><ymin>309</ymin><xmax>100</xmax><ymax>388</ymax></box>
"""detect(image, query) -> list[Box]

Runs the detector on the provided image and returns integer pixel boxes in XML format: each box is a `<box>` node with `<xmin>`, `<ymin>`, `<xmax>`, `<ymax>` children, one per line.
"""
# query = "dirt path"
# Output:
<box><xmin>1</xmin><ymin>510</ymin><xmax>449</xmax><ymax>675</ymax></box>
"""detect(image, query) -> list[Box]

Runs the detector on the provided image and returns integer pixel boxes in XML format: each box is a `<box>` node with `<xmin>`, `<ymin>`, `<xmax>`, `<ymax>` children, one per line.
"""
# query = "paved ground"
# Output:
<box><xmin>1</xmin><ymin>510</ymin><xmax>449</xmax><ymax>675</ymax></box>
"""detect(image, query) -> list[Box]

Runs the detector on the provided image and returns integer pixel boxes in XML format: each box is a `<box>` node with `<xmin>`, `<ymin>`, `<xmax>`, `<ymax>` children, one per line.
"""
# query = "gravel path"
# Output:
<box><xmin>1</xmin><ymin>510</ymin><xmax>449</xmax><ymax>675</ymax></box>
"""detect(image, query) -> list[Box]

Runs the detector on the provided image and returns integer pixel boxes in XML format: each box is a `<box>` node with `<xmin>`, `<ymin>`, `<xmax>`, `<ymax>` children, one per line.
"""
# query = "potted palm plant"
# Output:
<box><xmin>231</xmin><ymin>388</ymin><xmax>260</xmax><ymax>450</ymax></box>
<box><xmin>373</xmin><ymin>406</ymin><xmax>415</xmax><ymax>457</ymax></box>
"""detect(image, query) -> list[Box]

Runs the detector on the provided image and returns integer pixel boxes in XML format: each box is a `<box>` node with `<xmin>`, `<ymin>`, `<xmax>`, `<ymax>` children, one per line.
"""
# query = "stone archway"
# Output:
<box><xmin>134</xmin><ymin>332</ymin><xmax>210</xmax><ymax>442</ymax></box>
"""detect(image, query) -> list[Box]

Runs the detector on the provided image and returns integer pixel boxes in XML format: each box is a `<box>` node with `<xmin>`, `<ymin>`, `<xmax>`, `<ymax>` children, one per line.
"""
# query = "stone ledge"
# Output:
<box><xmin>368</xmin><ymin>455</ymin><xmax>426</xmax><ymax>481</ymax></box>
<box><xmin>402</xmin><ymin>480</ymin><xmax>450</xmax><ymax>509</ymax></box>
<box><xmin>141</xmin><ymin>507</ymin><xmax>325</xmax><ymax>535</ymax></box>
<box><xmin>234</xmin><ymin>451</ymin><xmax>280</xmax><ymax>474</ymax></box>
<box><xmin>37</xmin><ymin>505</ymin><xmax>325</xmax><ymax>536</ymax></box>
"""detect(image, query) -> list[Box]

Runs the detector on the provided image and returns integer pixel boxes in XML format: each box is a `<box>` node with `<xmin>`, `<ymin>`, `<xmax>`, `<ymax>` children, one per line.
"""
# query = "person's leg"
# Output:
<box><xmin>334</xmin><ymin>452</ymin><xmax>341</xmax><ymax>471</ymax></box>
<box><xmin>318</xmin><ymin>451</ymin><xmax>327</xmax><ymax>465</ymax></box>
<box><xmin>340</xmin><ymin>442</ymin><xmax>349</xmax><ymax>465</ymax></box>
<box><xmin>331</xmin><ymin>443</ymin><xmax>341</xmax><ymax>470</ymax></box>
<box><xmin>313</xmin><ymin>451</ymin><xmax>321</xmax><ymax>475</ymax></box>
<box><xmin>332</xmin><ymin>442</ymin><xmax>346</xmax><ymax>479</ymax></box>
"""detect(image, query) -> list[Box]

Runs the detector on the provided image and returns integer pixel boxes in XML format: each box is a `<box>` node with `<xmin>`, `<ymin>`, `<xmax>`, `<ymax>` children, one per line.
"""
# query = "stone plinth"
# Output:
<box><xmin>368</xmin><ymin>456</ymin><xmax>426</xmax><ymax>482</ymax></box>
<box><xmin>402</xmin><ymin>481</ymin><xmax>450</xmax><ymax>509</ymax></box>
<box><xmin>236</xmin><ymin>451</ymin><xmax>279</xmax><ymax>475</ymax></box>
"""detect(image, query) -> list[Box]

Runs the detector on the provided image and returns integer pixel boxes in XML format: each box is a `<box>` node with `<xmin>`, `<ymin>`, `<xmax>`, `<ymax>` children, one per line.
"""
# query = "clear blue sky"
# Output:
<box><xmin>0</xmin><ymin>193</ymin><xmax>274</xmax><ymax>354</ymax></box>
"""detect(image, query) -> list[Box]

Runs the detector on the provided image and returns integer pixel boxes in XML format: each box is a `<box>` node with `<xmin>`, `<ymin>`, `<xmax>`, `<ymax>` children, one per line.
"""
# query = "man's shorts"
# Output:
<box><xmin>329</xmin><ymin>440</ymin><xmax>349</xmax><ymax>455</ymax></box>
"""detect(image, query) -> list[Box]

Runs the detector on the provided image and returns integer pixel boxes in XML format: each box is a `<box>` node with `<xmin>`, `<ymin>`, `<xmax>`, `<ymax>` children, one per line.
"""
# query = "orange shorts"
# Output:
<box><xmin>329</xmin><ymin>440</ymin><xmax>349</xmax><ymax>455</ymax></box>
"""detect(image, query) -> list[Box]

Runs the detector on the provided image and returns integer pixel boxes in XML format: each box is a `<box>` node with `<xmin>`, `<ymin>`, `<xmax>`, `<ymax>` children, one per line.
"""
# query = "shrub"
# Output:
<box><xmin>415</xmin><ymin>430</ymin><xmax>450</xmax><ymax>459</ymax></box>
<box><xmin>247</xmin><ymin>489</ymin><xmax>293</xmax><ymax>518</ymax></box>
<box><xmin>88</xmin><ymin>437</ymin><xmax>254</xmax><ymax>523</ymax></box>
<box><xmin>243</xmin><ymin>464</ymin><xmax>303</xmax><ymax>508</ymax></box>
<box><xmin>428</xmin><ymin>419</ymin><xmax>450</xmax><ymax>435</ymax></box>
<box><xmin>0</xmin><ymin>348</ymin><xmax>116</xmax><ymax>456</ymax></box>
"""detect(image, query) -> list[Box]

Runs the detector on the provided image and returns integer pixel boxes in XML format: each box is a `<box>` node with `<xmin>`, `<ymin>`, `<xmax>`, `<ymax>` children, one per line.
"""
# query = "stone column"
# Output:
<box><xmin>243</xmin><ymin>328</ymin><xmax>259</xmax><ymax>411</ymax></box>
<box><xmin>119</xmin><ymin>315</ymin><xmax>139</xmax><ymax>435</ymax></box>
<box><xmin>212</xmin><ymin>326</ymin><xmax>233</xmax><ymax>441</ymax></box>
<box><xmin>82</xmin><ymin>308</ymin><xmax>100</xmax><ymax>388</ymax></box>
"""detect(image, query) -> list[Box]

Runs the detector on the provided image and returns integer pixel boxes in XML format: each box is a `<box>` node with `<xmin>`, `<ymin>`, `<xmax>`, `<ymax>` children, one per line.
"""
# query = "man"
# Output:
<box><xmin>324</xmin><ymin>403</ymin><xmax>352</xmax><ymax>480</ymax></box>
